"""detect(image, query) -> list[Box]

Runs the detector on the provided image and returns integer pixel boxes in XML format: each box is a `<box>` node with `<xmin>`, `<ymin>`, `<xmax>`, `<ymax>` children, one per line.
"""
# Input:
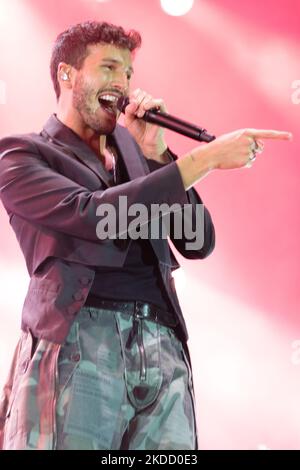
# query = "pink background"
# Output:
<box><xmin>0</xmin><ymin>0</ymin><xmax>299</xmax><ymax>449</ymax></box>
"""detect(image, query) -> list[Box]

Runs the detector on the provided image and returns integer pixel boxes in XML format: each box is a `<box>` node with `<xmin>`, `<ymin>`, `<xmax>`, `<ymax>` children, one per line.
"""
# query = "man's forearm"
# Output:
<box><xmin>176</xmin><ymin>146</ymin><xmax>216</xmax><ymax>191</ymax></box>
<box><xmin>176</xmin><ymin>127</ymin><xmax>292</xmax><ymax>191</ymax></box>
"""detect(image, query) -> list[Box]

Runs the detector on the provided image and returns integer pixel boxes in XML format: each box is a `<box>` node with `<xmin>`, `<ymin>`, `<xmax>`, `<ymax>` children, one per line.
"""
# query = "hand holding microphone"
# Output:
<box><xmin>118</xmin><ymin>88</ymin><xmax>292</xmax><ymax>190</ymax></box>
<box><xmin>117</xmin><ymin>93</ymin><xmax>215</xmax><ymax>143</ymax></box>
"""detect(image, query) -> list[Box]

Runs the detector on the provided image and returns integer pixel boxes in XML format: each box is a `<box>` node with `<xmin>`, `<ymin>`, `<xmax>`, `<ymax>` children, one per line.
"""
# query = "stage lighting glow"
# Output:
<box><xmin>257</xmin><ymin>444</ymin><xmax>271</xmax><ymax>450</ymax></box>
<box><xmin>160</xmin><ymin>0</ymin><xmax>194</xmax><ymax>17</ymax></box>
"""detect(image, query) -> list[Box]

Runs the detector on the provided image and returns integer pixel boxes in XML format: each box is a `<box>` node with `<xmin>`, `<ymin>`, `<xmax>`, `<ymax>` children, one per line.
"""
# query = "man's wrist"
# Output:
<box><xmin>176</xmin><ymin>146</ymin><xmax>215</xmax><ymax>190</ymax></box>
<box><xmin>157</xmin><ymin>147</ymin><xmax>178</xmax><ymax>164</ymax></box>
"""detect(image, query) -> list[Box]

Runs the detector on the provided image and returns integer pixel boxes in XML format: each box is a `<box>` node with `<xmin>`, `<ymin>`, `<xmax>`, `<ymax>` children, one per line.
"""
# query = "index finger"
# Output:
<box><xmin>245</xmin><ymin>129</ymin><xmax>293</xmax><ymax>140</ymax></box>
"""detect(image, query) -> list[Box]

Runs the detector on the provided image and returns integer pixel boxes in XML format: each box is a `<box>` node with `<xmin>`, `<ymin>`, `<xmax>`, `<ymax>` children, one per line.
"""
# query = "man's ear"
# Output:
<box><xmin>57</xmin><ymin>62</ymin><xmax>73</xmax><ymax>90</ymax></box>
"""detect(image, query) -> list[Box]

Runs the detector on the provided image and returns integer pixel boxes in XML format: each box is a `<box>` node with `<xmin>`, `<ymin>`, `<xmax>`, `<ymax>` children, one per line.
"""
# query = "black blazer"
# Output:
<box><xmin>0</xmin><ymin>114</ymin><xmax>215</xmax><ymax>343</ymax></box>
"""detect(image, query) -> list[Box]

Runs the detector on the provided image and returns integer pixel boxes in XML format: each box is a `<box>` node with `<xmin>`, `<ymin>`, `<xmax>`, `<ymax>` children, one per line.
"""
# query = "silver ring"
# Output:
<box><xmin>256</xmin><ymin>142</ymin><xmax>264</xmax><ymax>154</ymax></box>
<box><xmin>245</xmin><ymin>150</ymin><xmax>256</xmax><ymax>168</ymax></box>
<box><xmin>251</xmin><ymin>139</ymin><xmax>264</xmax><ymax>154</ymax></box>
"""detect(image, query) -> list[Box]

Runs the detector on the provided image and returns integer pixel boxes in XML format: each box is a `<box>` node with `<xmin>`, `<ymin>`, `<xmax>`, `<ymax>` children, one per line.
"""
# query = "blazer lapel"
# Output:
<box><xmin>42</xmin><ymin>115</ymin><xmax>113</xmax><ymax>188</ymax></box>
<box><xmin>112</xmin><ymin>124</ymin><xmax>150</xmax><ymax>180</ymax></box>
<box><xmin>66</xmin><ymin>142</ymin><xmax>112</xmax><ymax>188</ymax></box>
<box><xmin>42</xmin><ymin>116</ymin><xmax>172</xmax><ymax>266</ymax></box>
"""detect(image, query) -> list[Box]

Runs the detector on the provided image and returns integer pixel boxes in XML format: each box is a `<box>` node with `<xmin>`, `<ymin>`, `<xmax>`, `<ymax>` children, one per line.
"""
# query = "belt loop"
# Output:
<box><xmin>134</xmin><ymin>300</ymin><xmax>138</xmax><ymax>318</ymax></box>
<box><xmin>135</xmin><ymin>300</ymin><xmax>145</xmax><ymax>319</ymax></box>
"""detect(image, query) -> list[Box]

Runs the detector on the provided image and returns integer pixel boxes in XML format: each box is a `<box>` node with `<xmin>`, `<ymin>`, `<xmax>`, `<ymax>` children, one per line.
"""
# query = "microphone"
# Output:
<box><xmin>117</xmin><ymin>96</ymin><xmax>216</xmax><ymax>143</ymax></box>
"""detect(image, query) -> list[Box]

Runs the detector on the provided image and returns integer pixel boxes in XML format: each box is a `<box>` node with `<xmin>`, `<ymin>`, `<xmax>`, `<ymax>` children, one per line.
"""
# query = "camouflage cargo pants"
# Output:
<box><xmin>1</xmin><ymin>306</ymin><xmax>197</xmax><ymax>450</ymax></box>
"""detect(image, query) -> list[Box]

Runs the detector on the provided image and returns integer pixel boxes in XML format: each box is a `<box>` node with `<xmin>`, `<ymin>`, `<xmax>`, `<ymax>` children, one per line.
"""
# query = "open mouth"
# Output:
<box><xmin>98</xmin><ymin>93</ymin><xmax>120</xmax><ymax>116</ymax></box>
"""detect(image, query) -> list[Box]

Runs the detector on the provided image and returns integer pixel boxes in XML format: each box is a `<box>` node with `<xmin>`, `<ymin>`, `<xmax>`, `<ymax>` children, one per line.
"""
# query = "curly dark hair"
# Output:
<box><xmin>50</xmin><ymin>21</ymin><xmax>142</xmax><ymax>100</ymax></box>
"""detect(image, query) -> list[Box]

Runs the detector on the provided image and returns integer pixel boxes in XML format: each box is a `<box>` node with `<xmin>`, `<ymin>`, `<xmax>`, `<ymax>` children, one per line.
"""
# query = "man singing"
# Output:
<box><xmin>0</xmin><ymin>21</ymin><xmax>291</xmax><ymax>450</ymax></box>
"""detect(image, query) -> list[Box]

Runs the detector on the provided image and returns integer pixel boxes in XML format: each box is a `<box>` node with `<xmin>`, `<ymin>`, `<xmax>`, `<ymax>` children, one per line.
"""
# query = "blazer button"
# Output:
<box><xmin>67</xmin><ymin>305</ymin><xmax>78</xmax><ymax>316</ymax></box>
<box><xmin>73</xmin><ymin>292</ymin><xmax>84</xmax><ymax>301</ymax></box>
<box><xmin>80</xmin><ymin>277</ymin><xmax>91</xmax><ymax>286</ymax></box>
<box><xmin>70</xmin><ymin>353</ymin><xmax>81</xmax><ymax>362</ymax></box>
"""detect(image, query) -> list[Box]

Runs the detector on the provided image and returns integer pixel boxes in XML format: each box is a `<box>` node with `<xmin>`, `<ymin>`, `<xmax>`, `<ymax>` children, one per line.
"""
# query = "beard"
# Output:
<box><xmin>72</xmin><ymin>74</ymin><xmax>117</xmax><ymax>135</ymax></box>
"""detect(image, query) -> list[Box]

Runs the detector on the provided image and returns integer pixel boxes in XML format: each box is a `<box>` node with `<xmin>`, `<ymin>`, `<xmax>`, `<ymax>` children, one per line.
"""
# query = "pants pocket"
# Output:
<box><xmin>6</xmin><ymin>330</ymin><xmax>36</xmax><ymax>417</ymax></box>
<box><xmin>4</xmin><ymin>330</ymin><xmax>38</xmax><ymax>444</ymax></box>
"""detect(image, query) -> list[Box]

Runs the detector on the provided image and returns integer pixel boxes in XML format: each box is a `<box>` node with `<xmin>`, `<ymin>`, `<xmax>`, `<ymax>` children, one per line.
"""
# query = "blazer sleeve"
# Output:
<box><xmin>0</xmin><ymin>136</ymin><xmax>189</xmax><ymax>243</ymax></box>
<box><xmin>146</xmin><ymin>150</ymin><xmax>215</xmax><ymax>259</ymax></box>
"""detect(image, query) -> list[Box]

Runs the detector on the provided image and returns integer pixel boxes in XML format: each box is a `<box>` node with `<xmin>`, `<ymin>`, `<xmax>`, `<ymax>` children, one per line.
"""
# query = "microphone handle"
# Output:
<box><xmin>143</xmin><ymin>109</ymin><xmax>216</xmax><ymax>143</ymax></box>
<box><xmin>118</xmin><ymin>96</ymin><xmax>216</xmax><ymax>143</ymax></box>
